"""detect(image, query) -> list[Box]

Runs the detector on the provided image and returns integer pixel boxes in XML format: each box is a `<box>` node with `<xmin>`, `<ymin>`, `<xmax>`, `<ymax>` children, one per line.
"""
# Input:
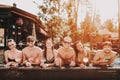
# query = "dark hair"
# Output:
<box><xmin>7</xmin><ymin>39</ymin><xmax>14</xmax><ymax>42</ymax></box>
<box><xmin>73</xmin><ymin>41</ymin><xmax>84</xmax><ymax>56</ymax></box>
<box><xmin>43</xmin><ymin>38</ymin><xmax>54</xmax><ymax>63</ymax></box>
<box><xmin>44</xmin><ymin>38</ymin><xmax>53</xmax><ymax>56</ymax></box>
<box><xmin>7</xmin><ymin>39</ymin><xmax>16</xmax><ymax>48</ymax></box>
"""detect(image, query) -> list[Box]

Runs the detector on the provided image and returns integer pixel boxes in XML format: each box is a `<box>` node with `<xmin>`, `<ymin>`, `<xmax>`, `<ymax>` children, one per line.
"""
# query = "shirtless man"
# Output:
<box><xmin>93</xmin><ymin>41</ymin><xmax>117</xmax><ymax>67</ymax></box>
<box><xmin>55</xmin><ymin>36</ymin><xmax>76</xmax><ymax>67</ymax></box>
<box><xmin>22</xmin><ymin>36</ymin><xmax>45</xmax><ymax>67</ymax></box>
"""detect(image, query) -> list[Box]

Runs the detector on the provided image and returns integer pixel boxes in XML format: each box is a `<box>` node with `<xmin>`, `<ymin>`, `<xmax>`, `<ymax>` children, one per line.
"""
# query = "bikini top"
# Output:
<box><xmin>8</xmin><ymin>58</ymin><xmax>16</xmax><ymax>62</ymax></box>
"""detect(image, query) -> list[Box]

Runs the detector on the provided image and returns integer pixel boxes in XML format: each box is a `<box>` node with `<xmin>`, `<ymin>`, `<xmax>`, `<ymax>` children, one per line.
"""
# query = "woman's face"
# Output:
<box><xmin>46</xmin><ymin>39</ymin><xmax>53</xmax><ymax>48</ymax></box>
<box><xmin>76</xmin><ymin>42</ymin><xmax>83</xmax><ymax>52</ymax></box>
<box><xmin>8</xmin><ymin>41</ymin><xmax>16</xmax><ymax>49</ymax></box>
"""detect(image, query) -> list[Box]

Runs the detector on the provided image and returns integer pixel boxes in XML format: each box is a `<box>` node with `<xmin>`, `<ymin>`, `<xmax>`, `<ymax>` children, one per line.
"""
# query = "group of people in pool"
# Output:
<box><xmin>4</xmin><ymin>35</ymin><xmax>117</xmax><ymax>68</ymax></box>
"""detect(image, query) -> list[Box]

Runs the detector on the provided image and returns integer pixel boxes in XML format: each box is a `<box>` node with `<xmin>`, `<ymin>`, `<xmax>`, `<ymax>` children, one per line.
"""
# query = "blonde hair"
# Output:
<box><xmin>7</xmin><ymin>39</ymin><xmax>16</xmax><ymax>46</ymax></box>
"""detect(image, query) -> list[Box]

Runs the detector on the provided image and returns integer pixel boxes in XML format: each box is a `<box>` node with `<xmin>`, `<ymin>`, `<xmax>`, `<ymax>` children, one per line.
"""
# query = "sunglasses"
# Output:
<box><xmin>27</xmin><ymin>40</ymin><xmax>34</xmax><ymax>43</ymax></box>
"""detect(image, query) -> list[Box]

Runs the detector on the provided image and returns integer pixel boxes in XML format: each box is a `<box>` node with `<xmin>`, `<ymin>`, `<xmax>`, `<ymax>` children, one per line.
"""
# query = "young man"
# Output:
<box><xmin>22</xmin><ymin>36</ymin><xmax>46</xmax><ymax>67</ymax></box>
<box><xmin>55</xmin><ymin>36</ymin><xmax>76</xmax><ymax>67</ymax></box>
<box><xmin>93</xmin><ymin>41</ymin><xmax>117</xmax><ymax>67</ymax></box>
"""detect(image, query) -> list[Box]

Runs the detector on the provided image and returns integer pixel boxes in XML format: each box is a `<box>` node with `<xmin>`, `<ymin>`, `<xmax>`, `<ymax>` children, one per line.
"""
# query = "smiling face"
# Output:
<box><xmin>103</xmin><ymin>45</ymin><xmax>112</xmax><ymax>53</ymax></box>
<box><xmin>26</xmin><ymin>36</ymin><xmax>35</xmax><ymax>47</ymax></box>
<box><xmin>76</xmin><ymin>42</ymin><xmax>84</xmax><ymax>52</ymax></box>
<box><xmin>62</xmin><ymin>36</ymin><xmax>72</xmax><ymax>49</ymax></box>
<box><xmin>46</xmin><ymin>39</ymin><xmax>53</xmax><ymax>48</ymax></box>
<box><xmin>102</xmin><ymin>41</ymin><xmax>112</xmax><ymax>53</ymax></box>
<box><xmin>7</xmin><ymin>39</ymin><xmax>16</xmax><ymax>50</ymax></box>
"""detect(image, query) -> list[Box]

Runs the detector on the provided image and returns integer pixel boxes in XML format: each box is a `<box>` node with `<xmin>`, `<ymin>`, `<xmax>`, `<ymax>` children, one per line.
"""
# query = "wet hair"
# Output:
<box><xmin>6</xmin><ymin>39</ymin><xmax>16</xmax><ymax>49</ymax></box>
<box><xmin>44</xmin><ymin>38</ymin><xmax>54</xmax><ymax>59</ymax></box>
<box><xmin>63</xmin><ymin>36</ymin><xmax>72</xmax><ymax>43</ymax></box>
<box><xmin>7</xmin><ymin>39</ymin><xmax>16</xmax><ymax>46</ymax></box>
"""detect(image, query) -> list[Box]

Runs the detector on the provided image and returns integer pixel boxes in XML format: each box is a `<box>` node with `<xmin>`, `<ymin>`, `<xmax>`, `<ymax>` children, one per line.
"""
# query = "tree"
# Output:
<box><xmin>37</xmin><ymin>0</ymin><xmax>71</xmax><ymax>40</ymax></box>
<box><xmin>80</xmin><ymin>13</ymin><xmax>97</xmax><ymax>43</ymax></box>
<box><xmin>103</xmin><ymin>19</ymin><xmax>114</xmax><ymax>32</ymax></box>
<box><xmin>35</xmin><ymin>0</ymin><xmax>81</xmax><ymax>43</ymax></box>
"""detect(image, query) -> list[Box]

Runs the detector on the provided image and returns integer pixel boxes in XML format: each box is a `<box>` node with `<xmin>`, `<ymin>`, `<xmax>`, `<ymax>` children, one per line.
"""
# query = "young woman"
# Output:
<box><xmin>74</xmin><ymin>41</ymin><xmax>91</xmax><ymax>67</ymax></box>
<box><xmin>4</xmin><ymin>39</ymin><xmax>22</xmax><ymax>67</ymax></box>
<box><xmin>44</xmin><ymin>38</ymin><xmax>55</xmax><ymax>63</ymax></box>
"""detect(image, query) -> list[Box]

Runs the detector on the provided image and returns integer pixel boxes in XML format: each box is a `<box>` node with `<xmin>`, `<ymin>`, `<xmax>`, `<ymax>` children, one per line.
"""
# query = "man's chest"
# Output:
<box><xmin>100</xmin><ymin>53</ymin><xmax>112</xmax><ymax>60</ymax></box>
<box><xmin>60</xmin><ymin>50</ymin><xmax>74</xmax><ymax>58</ymax></box>
<box><xmin>25</xmin><ymin>50</ymin><xmax>39</xmax><ymax>58</ymax></box>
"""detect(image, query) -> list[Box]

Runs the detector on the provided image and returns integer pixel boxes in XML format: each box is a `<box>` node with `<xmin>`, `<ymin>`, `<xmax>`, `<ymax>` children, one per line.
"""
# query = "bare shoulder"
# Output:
<box><xmin>35</xmin><ymin>46</ymin><xmax>42</xmax><ymax>51</ymax></box>
<box><xmin>58</xmin><ymin>46</ymin><xmax>63</xmax><ymax>52</ymax></box>
<box><xmin>4</xmin><ymin>50</ymin><xmax>10</xmax><ymax>54</ymax></box>
<box><xmin>69</xmin><ymin>47</ymin><xmax>75</xmax><ymax>51</ymax></box>
<box><xmin>95</xmin><ymin>50</ymin><xmax>103</xmax><ymax>55</ymax></box>
<box><xmin>22</xmin><ymin>47</ymin><xmax>28</xmax><ymax>52</ymax></box>
<box><xmin>53</xmin><ymin>49</ymin><xmax>58</xmax><ymax>54</ymax></box>
<box><xmin>17</xmin><ymin>50</ymin><xmax>22</xmax><ymax>54</ymax></box>
<box><xmin>35</xmin><ymin>46</ymin><xmax>42</xmax><ymax>50</ymax></box>
<box><xmin>111</xmin><ymin>51</ymin><xmax>117</xmax><ymax>56</ymax></box>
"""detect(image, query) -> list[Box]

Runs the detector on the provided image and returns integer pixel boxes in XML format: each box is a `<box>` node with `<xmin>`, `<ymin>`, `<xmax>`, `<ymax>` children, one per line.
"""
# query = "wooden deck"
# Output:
<box><xmin>0</xmin><ymin>65</ymin><xmax>120</xmax><ymax>80</ymax></box>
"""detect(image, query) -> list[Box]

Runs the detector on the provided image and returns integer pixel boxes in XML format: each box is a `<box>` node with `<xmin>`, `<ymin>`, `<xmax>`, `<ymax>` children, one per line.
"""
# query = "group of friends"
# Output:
<box><xmin>4</xmin><ymin>35</ymin><xmax>117</xmax><ymax>68</ymax></box>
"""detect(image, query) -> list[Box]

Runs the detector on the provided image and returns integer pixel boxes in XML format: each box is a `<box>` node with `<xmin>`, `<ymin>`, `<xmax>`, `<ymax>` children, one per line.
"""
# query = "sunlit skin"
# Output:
<box><xmin>45</xmin><ymin>39</ymin><xmax>54</xmax><ymax>62</ymax></box>
<box><xmin>55</xmin><ymin>40</ymin><xmax>76</xmax><ymax>67</ymax></box>
<box><xmin>4</xmin><ymin>40</ymin><xmax>22</xmax><ymax>67</ymax></box>
<box><xmin>43</xmin><ymin>39</ymin><xmax>59</xmax><ymax>67</ymax></box>
<box><xmin>75</xmin><ymin>42</ymin><xmax>91</xmax><ymax>68</ymax></box>
<box><xmin>93</xmin><ymin>43</ymin><xmax>117</xmax><ymax>67</ymax></box>
<box><xmin>22</xmin><ymin>36</ymin><xmax>46</xmax><ymax>68</ymax></box>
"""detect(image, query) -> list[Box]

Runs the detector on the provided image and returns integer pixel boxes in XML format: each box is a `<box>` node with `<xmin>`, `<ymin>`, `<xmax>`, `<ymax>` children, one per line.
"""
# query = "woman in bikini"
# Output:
<box><xmin>74</xmin><ymin>41</ymin><xmax>91</xmax><ymax>68</ymax></box>
<box><xmin>4</xmin><ymin>39</ymin><xmax>22</xmax><ymax>67</ymax></box>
